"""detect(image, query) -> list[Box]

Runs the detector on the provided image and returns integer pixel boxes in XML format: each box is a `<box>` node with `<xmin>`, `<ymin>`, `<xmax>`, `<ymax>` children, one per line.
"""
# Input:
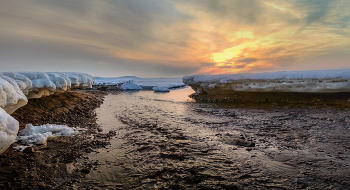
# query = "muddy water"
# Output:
<box><xmin>79</xmin><ymin>87</ymin><xmax>350</xmax><ymax>189</ymax></box>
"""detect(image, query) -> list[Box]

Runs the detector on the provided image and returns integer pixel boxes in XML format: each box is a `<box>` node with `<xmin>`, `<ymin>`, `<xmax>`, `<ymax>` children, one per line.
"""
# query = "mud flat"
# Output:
<box><xmin>0</xmin><ymin>90</ymin><xmax>110</xmax><ymax>189</ymax></box>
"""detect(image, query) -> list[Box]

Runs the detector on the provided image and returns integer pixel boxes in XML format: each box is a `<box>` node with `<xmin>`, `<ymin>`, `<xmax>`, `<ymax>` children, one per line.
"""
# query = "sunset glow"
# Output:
<box><xmin>0</xmin><ymin>0</ymin><xmax>349</xmax><ymax>77</ymax></box>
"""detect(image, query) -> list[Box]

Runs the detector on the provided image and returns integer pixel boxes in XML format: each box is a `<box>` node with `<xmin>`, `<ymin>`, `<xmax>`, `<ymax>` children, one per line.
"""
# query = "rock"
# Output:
<box><xmin>347</xmin><ymin>99</ymin><xmax>350</xmax><ymax>102</ymax></box>
<box><xmin>38</xmin><ymin>182</ymin><xmax>46</xmax><ymax>188</ymax></box>
<box><xmin>222</xmin><ymin>134</ymin><xmax>255</xmax><ymax>147</ymax></box>
<box><xmin>23</xmin><ymin>147</ymin><xmax>34</xmax><ymax>154</ymax></box>
<box><xmin>81</xmin><ymin>168</ymin><xmax>91</xmax><ymax>174</ymax></box>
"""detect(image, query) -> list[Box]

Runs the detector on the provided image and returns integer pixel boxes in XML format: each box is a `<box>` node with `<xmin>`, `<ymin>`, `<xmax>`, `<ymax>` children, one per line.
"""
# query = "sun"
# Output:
<box><xmin>212</xmin><ymin>44</ymin><xmax>247</xmax><ymax>63</ymax></box>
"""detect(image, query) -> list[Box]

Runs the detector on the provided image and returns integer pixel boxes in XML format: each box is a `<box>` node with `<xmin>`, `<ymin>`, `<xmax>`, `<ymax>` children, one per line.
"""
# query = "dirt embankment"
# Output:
<box><xmin>0</xmin><ymin>90</ymin><xmax>112</xmax><ymax>189</ymax></box>
<box><xmin>190</xmin><ymin>91</ymin><xmax>350</xmax><ymax>108</ymax></box>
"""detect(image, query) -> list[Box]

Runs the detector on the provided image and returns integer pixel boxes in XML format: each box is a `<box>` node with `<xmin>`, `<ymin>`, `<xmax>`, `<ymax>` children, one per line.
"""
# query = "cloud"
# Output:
<box><xmin>236</xmin><ymin>58</ymin><xmax>258</xmax><ymax>63</ymax></box>
<box><xmin>0</xmin><ymin>0</ymin><xmax>350</xmax><ymax>77</ymax></box>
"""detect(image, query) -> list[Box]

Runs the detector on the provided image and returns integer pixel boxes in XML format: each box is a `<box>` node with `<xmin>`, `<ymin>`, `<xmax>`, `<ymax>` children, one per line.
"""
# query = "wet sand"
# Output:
<box><xmin>1</xmin><ymin>88</ymin><xmax>350</xmax><ymax>189</ymax></box>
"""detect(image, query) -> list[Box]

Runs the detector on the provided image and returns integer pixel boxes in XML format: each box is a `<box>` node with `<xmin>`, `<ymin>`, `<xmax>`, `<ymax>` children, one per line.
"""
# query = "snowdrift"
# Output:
<box><xmin>183</xmin><ymin>69</ymin><xmax>350</xmax><ymax>95</ymax></box>
<box><xmin>0</xmin><ymin>72</ymin><xmax>94</xmax><ymax>154</ymax></box>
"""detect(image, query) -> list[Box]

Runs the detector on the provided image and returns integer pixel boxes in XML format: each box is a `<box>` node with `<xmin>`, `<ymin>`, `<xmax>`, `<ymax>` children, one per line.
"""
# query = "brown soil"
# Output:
<box><xmin>0</xmin><ymin>90</ymin><xmax>111</xmax><ymax>189</ymax></box>
<box><xmin>190</xmin><ymin>91</ymin><xmax>350</xmax><ymax>108</ymax></box>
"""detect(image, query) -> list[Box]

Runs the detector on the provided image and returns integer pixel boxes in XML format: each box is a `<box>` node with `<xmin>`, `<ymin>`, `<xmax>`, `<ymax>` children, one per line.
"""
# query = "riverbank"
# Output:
<box><xmin>0</xmin><ymin>90</ymin><xmax>109</xmax><ymax>189</ymax></box>
<box><xmin>190</xmin><ymin>91</ymin><xmax>350</xmax><ymax>109</ymax></box>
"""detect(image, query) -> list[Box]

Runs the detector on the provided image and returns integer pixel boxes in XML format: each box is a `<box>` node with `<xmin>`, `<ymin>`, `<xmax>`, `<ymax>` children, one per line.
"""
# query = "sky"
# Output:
<box><xmin>0</xmin><ymin>0</ymin><xmax>350</xmax><ymax>77</ymax></box>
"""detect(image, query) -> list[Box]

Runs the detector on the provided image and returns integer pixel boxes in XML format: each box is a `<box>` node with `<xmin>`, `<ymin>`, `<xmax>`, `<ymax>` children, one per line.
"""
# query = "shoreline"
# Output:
<box><xmin>189</xmin><ymin>91</ymin><xmax>350</xmax><ymax>108</ymax></box>
<box><xmin>0</xmin><ymin>90</ymin><xmax>109</xmax><ymax>189</ymax></box>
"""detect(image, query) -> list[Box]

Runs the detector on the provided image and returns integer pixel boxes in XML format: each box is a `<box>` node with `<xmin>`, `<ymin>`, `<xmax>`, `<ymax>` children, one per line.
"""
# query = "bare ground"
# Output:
<box><xmin>0</xmin><ymin>90</ymin><xmax>111</xmax><ymax>189</ymax></box>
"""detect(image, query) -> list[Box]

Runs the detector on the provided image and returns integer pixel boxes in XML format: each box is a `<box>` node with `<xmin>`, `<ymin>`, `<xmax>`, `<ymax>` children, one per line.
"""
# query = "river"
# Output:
<box><xmin>77</xmin><ymin>87</ymin><xmax>350</xmax><ymax>189</ymax></box>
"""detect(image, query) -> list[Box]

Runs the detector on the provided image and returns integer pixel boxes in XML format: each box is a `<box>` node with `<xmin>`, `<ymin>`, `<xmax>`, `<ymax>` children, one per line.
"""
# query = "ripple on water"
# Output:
<box><xmin>78</xmin><ymin>87</ymin><xmax>350</xmax><ymax>189</ymax></box>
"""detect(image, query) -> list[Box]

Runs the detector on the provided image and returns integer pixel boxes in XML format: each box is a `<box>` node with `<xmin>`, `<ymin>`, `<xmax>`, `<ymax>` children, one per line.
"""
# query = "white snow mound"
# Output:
<box><xmin>17</xmin><ymin>124</ymin><xmax>81</xmax><ymax>145</ymax></box>
<box><xmin>153</xmin><ymin>86</ymin><xmax>170</xmax><ymax>92</ymax></box>
<box><xmin>0</xmin><ymin>71</ymin><xmax>94</xmax><ymax>154</ymax></box>
<box><xmin>183</xmin><ymin>69</ymin><xmax>350</xmax><ymax>94</ymax></box>
<box><xmin>120</xmin><ymin>81</ymin><xmax>142</xmax><ymax>90</ymax></box>
<box><xmin>0</xmin><ymin>108</ymin><xmax>19</xmax><ymax>154</ymax></box>
<box><xmin>0</xmin><ymin>75</ymin><xmax>28</xmax><ymax>114</ymax></box>
<box><xmin>2</xmin><ymin>72</ymin><xmax>32</xmax><ymax>95</ymax></box>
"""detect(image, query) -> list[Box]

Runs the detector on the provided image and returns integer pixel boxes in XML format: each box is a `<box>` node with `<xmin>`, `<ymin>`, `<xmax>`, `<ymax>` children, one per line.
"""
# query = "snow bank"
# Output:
<box><xmin>183</xmin><ymin>69</ymin><xmax>350</xmax><ymax>94</ymax></box>
<box><xmin>0</xmin><ymin>71</ymin><xmax>94</xmax><ymax>154</ymax></box>
<box><xmin>1</xmin><ymin>72</ymin><xmax>32</xmax><ymax>95</ymax></box>
<box><xmin>62</xmin><ymin>72</ymin><xmax>94</xmax><ymax>89</ymax></box>
<box><xmin>153</xmin><ymin>86</ymin><xmax>170</xmax><ymax>92</ymax></box>
<box><xmin>16</xmin><ymin>124</ymin><xmax>81</xmax><ymax>145</ymax></box>
<box><xmin>120</xmin><ymin>81</ymin><xmax>142</xmax><ymax>90</ymax></box>
<box><xmin>0</xmin><ymin>108</ymin><xmax>19</xmax><ymax>154</ymax></box>
<box><xmin>0</xmin><ymin>72</ymin><xmax>94</xmax><ymax>102</ymax></box>
<box><xmin>18</xmin><ymin>72</ymin><xmax>94</xmax><ymax>99</ymax></box>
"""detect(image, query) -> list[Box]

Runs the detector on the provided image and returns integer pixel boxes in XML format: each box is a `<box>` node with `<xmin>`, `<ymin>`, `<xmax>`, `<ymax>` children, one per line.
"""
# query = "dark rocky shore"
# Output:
<box><xmin>0</xmin><ymin>90</ymin><xmax>110</xmax><ymax>189</ymax></box>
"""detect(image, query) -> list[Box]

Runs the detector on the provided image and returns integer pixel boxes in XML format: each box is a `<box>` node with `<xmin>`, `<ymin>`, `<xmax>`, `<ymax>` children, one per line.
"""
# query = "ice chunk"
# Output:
<box><xmin>0</xmin><ymin>75</ymin><xmax>28</xmax><ymax>114</ymax></box>
<box><xmin>13</xmin><ymin>145</ymin><xmax>32</xmax><ymax>152</ymax></box>
<box><xmin>120</xmin><ymin>81</ymin><xmax>142</xmax><ymax>90</ymax></box>
<box><xmin>0</xmin><ymin>71</ymin><xmax>94</xmax><ymax>112</ymax></box>
<box><xmin>0</xmin><ymin>108</ymin><xmax>19</xmax><ymax>154</ymax></box>
<box><xmin>17</xmin><ymin>132</ymin><xmax>53</xmax><ymax>144</ymax></box>
<box><xmin>19</xmin><ymin>72</ymin><xmax>56</xmax><ymax>91</ymax></box>
<box><xmin>153</xmin><ymin>86</ymin><xmax>170</xmax><ymax>92</ymax></box>
<box><xmin>61</xmin><ymin>72</ymin><xmax>94</xmax><ymax>88</ymax></box>
<box><xmin>183</xmin><ymin>69</ymin><xmax>350</xmax><ymax>94</ymax></box>
<box><xmin>1</xmin><ymin>72</ymin><xmax>32</xmax><ymax>95</ymax></box>
<box><xmin>18</xmin><ymin>72</ymin><xmax>56</xmax><ymax>98</ymax></box>
<box><xmin>47</xmin><ymin>72</ymin><xmax>71</xmax><ymax>92</ymax></box>
<box><xmin>17</xmin><ymin>124</ymin><xmax>81</xmax><ymax>145</ymax></box>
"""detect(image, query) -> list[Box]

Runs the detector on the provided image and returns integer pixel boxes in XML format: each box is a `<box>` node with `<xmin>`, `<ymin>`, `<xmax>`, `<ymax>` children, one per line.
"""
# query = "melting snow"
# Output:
<box><xmin>16</xmin><ymin>124</ymin><xmax>81</xmax><ymax>145</ymax></box>
<box><xmin>183</xmin><ymin>69</ymin><xmax>350</xmax><ymax>94</ymax></box>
